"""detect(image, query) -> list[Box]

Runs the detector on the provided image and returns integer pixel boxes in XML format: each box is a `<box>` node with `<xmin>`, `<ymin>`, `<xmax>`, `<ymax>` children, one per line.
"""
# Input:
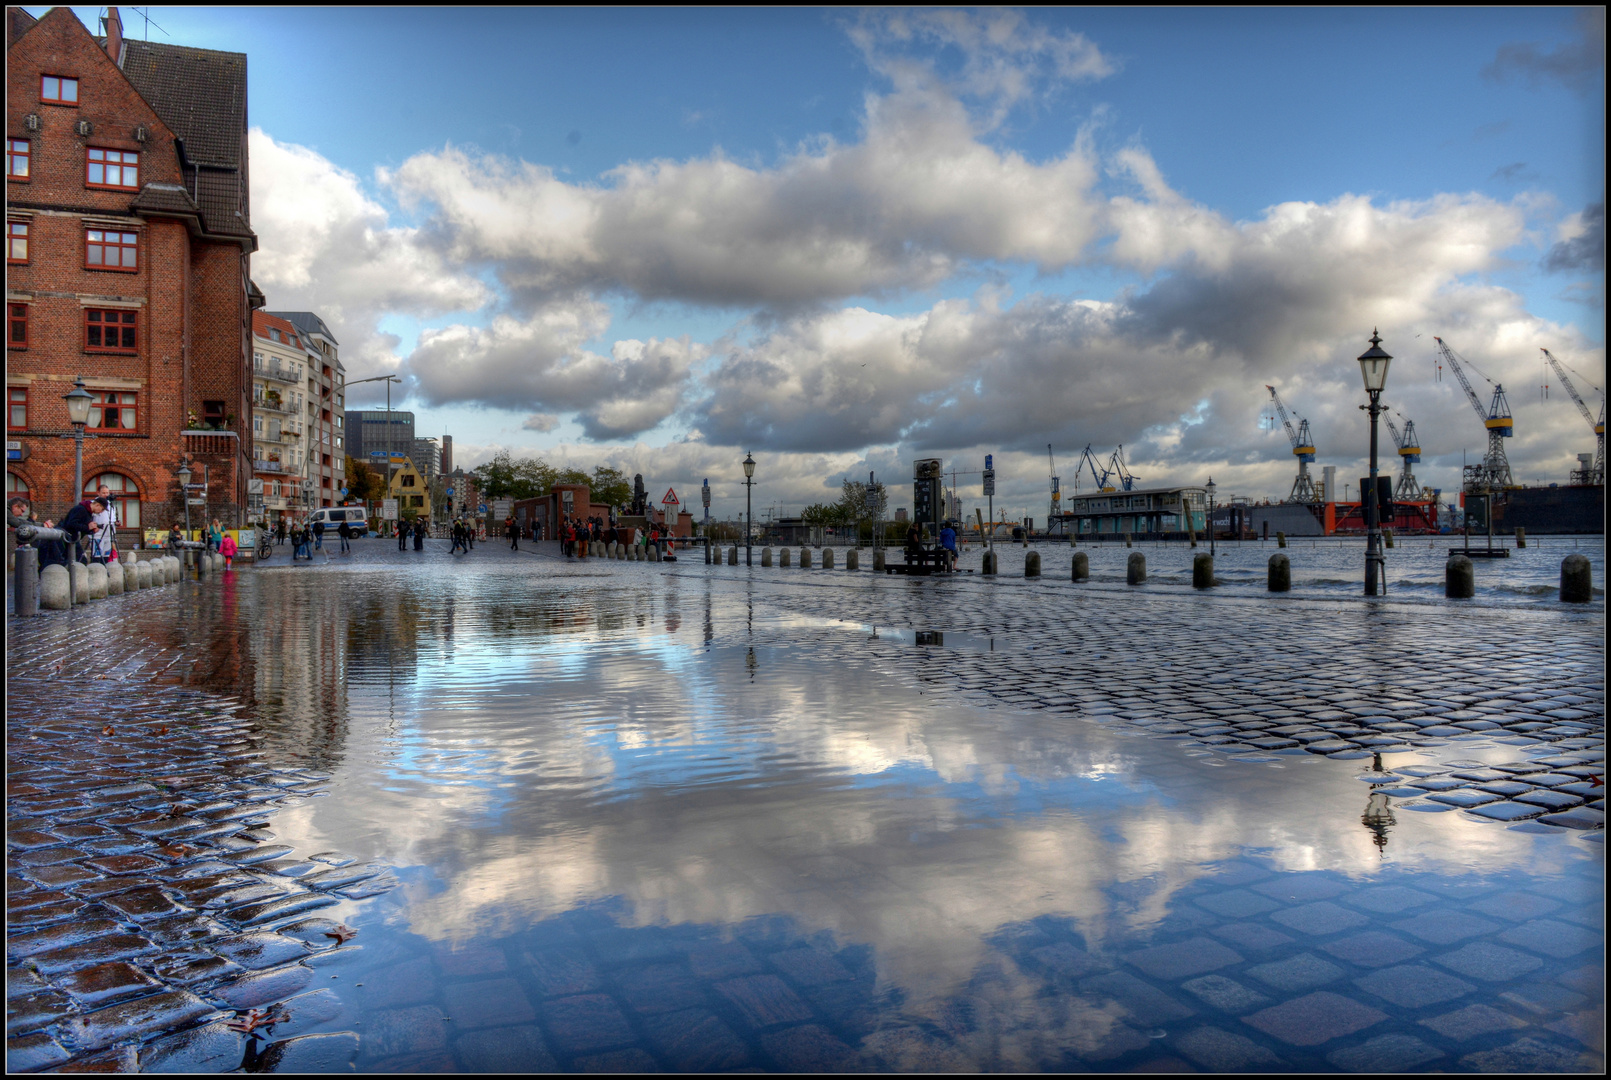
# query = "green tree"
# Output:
<box><xmin>801</xmin><ymin>503</ymin><xmax>837</xmax><ymax>526</ymax></box>
<box><xmin>472</xmin><ymin>450</ymin><xmax>519</xmax><ymax>500</ymax></box>
<box><xmin>590</xmin><ymin>466</ymin><xmax>632</xmax><ymax>509</ymax></box>
<box><xmin>344</xmin><ymin>456</ymin><xmax>385</xmax><ymax>503</ymax></box>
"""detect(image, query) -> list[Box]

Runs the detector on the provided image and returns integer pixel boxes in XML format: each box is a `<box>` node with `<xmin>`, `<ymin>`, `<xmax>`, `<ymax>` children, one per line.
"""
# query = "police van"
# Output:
<box><xmin>309</xmin><ymin>506</ymin><xmax>370</xmax><ymax>537</ymax></box>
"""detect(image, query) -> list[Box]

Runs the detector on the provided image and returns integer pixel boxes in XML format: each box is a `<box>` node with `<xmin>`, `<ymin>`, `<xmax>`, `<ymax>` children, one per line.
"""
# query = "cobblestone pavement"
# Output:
<box><xmin>6</xmin><ymin>537</ymin><xmax>1604</xmax><ymax>1072</ymax></box>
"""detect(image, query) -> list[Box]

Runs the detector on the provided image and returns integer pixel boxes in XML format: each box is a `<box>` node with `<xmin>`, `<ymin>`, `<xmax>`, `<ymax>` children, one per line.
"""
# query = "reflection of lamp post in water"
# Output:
<box><xmin>1360</xmin><ymin>751</ymin><xmax>1396</xmax><ymax>856</ymax></box>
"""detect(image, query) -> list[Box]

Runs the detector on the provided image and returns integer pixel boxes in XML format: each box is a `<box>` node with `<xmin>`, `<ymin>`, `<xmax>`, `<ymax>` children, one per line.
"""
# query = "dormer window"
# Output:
<box><xmin>269</xmin><ymin>327</ymin><xmax>281</xmax><ymax>343</ymax></box>
<box><xmin>41</xmin><ymin>76</ymin><xmax>79</xmax><ymax>105</ymax></box>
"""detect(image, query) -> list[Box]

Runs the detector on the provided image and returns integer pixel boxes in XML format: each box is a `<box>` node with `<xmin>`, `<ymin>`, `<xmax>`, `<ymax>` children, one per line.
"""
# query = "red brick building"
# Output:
<box><xmin>6</xmin><ymin>7</ymin><xmax>258</xmax><ymax>539</ymax></box>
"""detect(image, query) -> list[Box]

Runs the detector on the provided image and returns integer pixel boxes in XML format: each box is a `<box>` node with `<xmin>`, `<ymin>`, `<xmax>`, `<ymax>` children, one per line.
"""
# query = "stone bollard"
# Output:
<box><xmin>981</xmin><ymin>550</ymin><xmax>997</xmax><ymax>575</ymax></box>
<box><xmin>1072</xmin><ymin>551</ymin><xmax>1089</xmax><ymax>581</ymax></box>
<box><xmin>649</xmin><ymin>545</ymin><xmax>662</xmax><ymax>562</ymax></box>
<box><xmin>13</xmin><ymin>547</ymin><xmax>39</xmax><ymax>616</ymax></box>
<box><xmin>1268</xmin><ymin>553</ymin><xmax>1291</xmax><ymax>592</ymax></box>
<box><xmin>106</xmin><ymin>562</ymin><xmax>124</xmax><ymax>596</ymax></box>
<box><xmin>617</xmin><ymin>545</ymin><xmax>625</xmax><ymax>560</ymax></box>
<box><xmin>872</xmin><ymin>549</ymin><xmax>885</xmax><ymax>573</ymax></box>
<box><xmin>822</xmin><ymin>548</ymin><xmax>835</xmax><ymax>570</ymax></box>
<box><xmin>1445</xmin><ymin>555</ymin><xmax>1474</xmax><ymax>599</ymax></box>
<box><xmin>846</xmin><ymin>549</ymin><xmax>859</xmax><ymax>571</ymax></box>
<box><xmin>781</xmin><ymin>547</ymin><xmax>792</xmax><ymax>568</ymax></box>
<box><xmin>1024</xmin><ymin>551</ymin><xmax>1041</xmax><ymax>577</ymax></box>
<box><xmin>122</xmin><ymin>562</ymin><xmax>138</xmax><ymax>592</ymax></box>
<box><xmin>136</xmin><ymin>561</ymin><xmax>153</xmax><ymax>589</ymax></box>
<box><xmin>1127</xmin><ymin>552</ymin><xmax>1146</xmax><ymax>585</ymax></box>
<box><xmin>40</xmin><ymin>564</ymin><xmax>70</xmax><ymax>610</ymax></box>
<box><xmin>1192</xmin><ymin>553</ymin><xmax>1214</xmax><ymax>589</ymax></box>
<box><xmin>1560</xmin><ymin>554</ymin><xmax>1592</xmax><ymax>603</ymax></box>
<box><xmin>71</xmin><ymin>561</ymin><xmax>93</xmax><ymax>603</ymax></box>
<box><xmin>799</xmin><ymin>547</ymin><xmax>812</xmax><ymax>569</ymax></box>
<box><xmin>1277</xmin><ymin>531</ymin><xmax>1287</xmax><ymax>549</ymax></box>
<box><xmin>1069</xmin><ymin>532</ymin><xmax>1077</xmax><ymax>546</ymax></box>
<box><xmin>1384</xmin><ymin>529</ymin><xmax>1395</xmax><ymax>549</ymax></box>
<box><xmin>164</xmin><ymin>556</ymin><xmax>178</xmax><ymax>583</ymax></box>
<box><xmin>1515</xmin><ymin>526</ymin><xmax>1526</xmax><ymax>549</ymax></box>
<box><xmin>728</xmin><ymin>546</ymin><xmax>739</xmax><ymax>565</ymax></box>
<box><xmin>1125</xmin><ymin>533</ymin><xmax>1133</xmax><ymax>548</ymax></box>
<box><xmin>704</xmin><ymin>543</ymin><xmax>712</xmax><ymax>564</ymax></box>
<box><xmin>761</xmin><ymin>547</ymin><xmax>772</xmax><ymax>567</ymax></box>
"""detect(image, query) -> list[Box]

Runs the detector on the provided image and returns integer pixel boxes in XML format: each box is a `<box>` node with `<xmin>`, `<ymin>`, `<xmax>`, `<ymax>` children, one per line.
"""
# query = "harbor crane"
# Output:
<box><xmin>1105</xmin><ymin>445</ymin><xmax>1139</xmax><ymax>491</ymax></box>
<box><xmin>1047</xmin><ymin>444</ymin><xmax>1062</xmax><ymax>521</ymax></box>
<box><xmin>1074</xmin><ymin>444</ymin><xmax>1114</xmax><ymax>493</ymax></box>
<box><xmin>1265</xmin><ymin>385</ymin><xmax>1318</xmax><ymax>503</ymax></box>
<box><xmin>1541</xmin><ymin>348</ymin><xmax>1605</xmax><ymax>486</ymax></box>
<box><xmin>1383</xmin><ymin>413</ymin><xmax>1423</xmax><ymax>500</ymax></box>
<box><xmin>1433</xmin><ymin>337</ymin><xmax>1513</xmax><ymax>491</ymax></box>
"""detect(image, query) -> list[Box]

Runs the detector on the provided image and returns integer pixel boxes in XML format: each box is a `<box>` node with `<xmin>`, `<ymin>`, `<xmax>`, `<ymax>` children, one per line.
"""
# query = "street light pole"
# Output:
<box><xmin>743</xmin><ymin>452</ymin><xmax>756</xmax><ymax>566</ymax></box>
<box><xmin>1205</xmin><ymin>477</ymin><xmax>1217</xmax><ymax>557</ymax></box>
<box><xmin>1357</xmin><ymin>330</ymin><xmax>1393</xmax><ymax>597</ymax></box>
<box><xmin>63</xmin><ymin>376</ymin><xmax>93</xmax><ymax>505</ymax></box>
<box><xmin>177</xmin><ymin>460</ymin><xmax>193</xmax><ymax>540</ymax></box>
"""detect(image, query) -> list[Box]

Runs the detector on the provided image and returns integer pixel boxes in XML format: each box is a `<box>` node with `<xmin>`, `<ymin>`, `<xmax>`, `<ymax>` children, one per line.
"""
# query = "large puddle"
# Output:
<box><xmin>152</xmin><ymin>559</ymin><xmax>1605</xmax><ymax>1070</ymax></box>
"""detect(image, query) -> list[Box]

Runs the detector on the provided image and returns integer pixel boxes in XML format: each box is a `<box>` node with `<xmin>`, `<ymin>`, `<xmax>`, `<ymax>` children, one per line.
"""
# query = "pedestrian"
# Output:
<box><xmin>398</xmin><ymin>518</ymin><xmax>409</xmax><ymax>551</ymax></box>
<box><xmin>168</xmin><ymin>522</ymin><xmax>184</xmax><ymax>553</ymax></box>
<box><xmin>413</xmin><ymin>520</ymin><xmax>425</xmax><ymax>551</ymax></box>
<box><xmin>219</xmin><ymin>530</ymin><xmax>237</xmax><ymax>570</ymax></box>
<box><xmin>276</xmin><ymin>518</ymin><xmax>287</xmax><ymax>545</ymax></box>
<box><xmin>338</xmin><ymin>519</ymin><xmax>352</xmax><ymax>554</ymax></box>
<box><xmin>467</xmin><ymin>522</ymin><xmax>475</xmax><ymax>551</ymax></box>
<box><xmin>7</xmin><ymin>495</ymin><xmax>29</xmax><ymax>530</ymax></box>
<box><xmin>507</xmin><ymin>516</ymin><xmax>520</xmax><ymax>551</ymax></box>
<box><xmin>208</xmin><ymin>518</ymin><xmax>224</xmax><ymax>553</ymax></box>
<box><xmin>939</xmin><ymin>519</ymin><xmax>958</xmax><ymax>571</ymax></box>
<box><xmin>905</xmin><ymin>520</ymin><xmax>923</xmax><ymax>565</ymax></box>
<box><xmin>60</xmin><ymin>497</ymin><xmax>93</xmax><ymax>564</ymax></box>
<box><xmin>86</xmin><ymin>498</ymin><xmax>116</xmax><ymax>564</ymax></box>
<box><xmin>313</xmin><ymin>518</ymin><xmax>325</xmax><ymax>552</ymax></box>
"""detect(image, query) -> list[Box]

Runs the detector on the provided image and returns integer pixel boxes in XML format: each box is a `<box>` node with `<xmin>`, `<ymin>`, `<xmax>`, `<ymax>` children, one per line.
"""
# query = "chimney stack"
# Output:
<box><xmin>103</xmin><ymin>7</ymin><xmax>124</xmax><ymax>66</ymax></box>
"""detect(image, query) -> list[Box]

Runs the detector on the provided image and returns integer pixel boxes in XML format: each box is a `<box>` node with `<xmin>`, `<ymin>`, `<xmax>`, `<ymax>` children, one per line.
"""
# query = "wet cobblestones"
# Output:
<box><xmin>6</xmin><ymin>610</ymin><xmax>392</xmax><ymax>1072</ymax></box>
<box><xmin>7</xmin><ymin>541</ymin><xmax>1604</xmax><ymax>1072</ymax></box>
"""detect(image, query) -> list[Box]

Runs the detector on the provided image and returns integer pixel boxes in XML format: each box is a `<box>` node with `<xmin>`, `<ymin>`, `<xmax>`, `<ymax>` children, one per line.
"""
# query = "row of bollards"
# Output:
<box><xmin>686</xmin><ymin>542</ymin><xmax>1597</xmax><ymax>604</ymax></box>
<box><xmin>13</xmin><ymin>547</ymin><xmax>192</xmax><ymax>616</ymax></box>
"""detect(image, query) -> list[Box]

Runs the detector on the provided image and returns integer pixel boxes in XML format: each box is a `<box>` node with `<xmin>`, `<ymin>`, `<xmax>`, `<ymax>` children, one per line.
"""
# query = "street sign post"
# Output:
<box><xmin>983</xmin><ymin>454</ymin><xmax>995</xmax><ymax>545</ymax></box>
<box><xmin>381</xmin><ymin>498</ymin><xmax>398</xmax><ymax>520</ymax></box>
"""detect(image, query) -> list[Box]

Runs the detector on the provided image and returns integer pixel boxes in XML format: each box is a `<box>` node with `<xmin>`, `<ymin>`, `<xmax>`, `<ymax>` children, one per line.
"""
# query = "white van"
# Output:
<box><xmin>309</xmin><ymin>506</ymin><xmax>369</xmax><ymax>536</ymax></box>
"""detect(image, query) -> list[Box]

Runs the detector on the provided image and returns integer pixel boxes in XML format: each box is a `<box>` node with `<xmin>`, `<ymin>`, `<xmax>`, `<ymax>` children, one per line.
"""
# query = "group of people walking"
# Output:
<box><xmin>397</xmin><ymin>520</ymin><xmax>427</xmax><ymax>551</ymax></box>
<box><xmin>449</xmin><ymin>519</ymin><xmax>479</xmax><ymax>554</ymax></box>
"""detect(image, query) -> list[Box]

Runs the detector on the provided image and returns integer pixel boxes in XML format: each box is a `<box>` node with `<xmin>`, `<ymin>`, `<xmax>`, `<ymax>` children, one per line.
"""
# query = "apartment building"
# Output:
<box><xmin>249</xmin><ymin>312</ymin><xmax>307</xmax><ymax>525</ymax></box>
<box><xmin>265</xmin><ymin>311</ymin><xmax>344</xmax><ymax>507</ymax></box>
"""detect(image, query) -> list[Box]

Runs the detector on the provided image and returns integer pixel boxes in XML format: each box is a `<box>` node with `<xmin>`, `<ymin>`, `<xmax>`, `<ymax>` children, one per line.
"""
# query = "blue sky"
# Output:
<box><xmin>47</xmin><ymin>7</ymin><xmax>1605</xmax><ymax>513</ymax></box>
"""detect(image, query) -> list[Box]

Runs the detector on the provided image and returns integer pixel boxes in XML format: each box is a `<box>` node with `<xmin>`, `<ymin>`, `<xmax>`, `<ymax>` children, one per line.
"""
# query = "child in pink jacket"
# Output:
<box><xmin>219</xmin><ymin>532</ymin><xmax>238</xmax><ymax>570</ymax></box>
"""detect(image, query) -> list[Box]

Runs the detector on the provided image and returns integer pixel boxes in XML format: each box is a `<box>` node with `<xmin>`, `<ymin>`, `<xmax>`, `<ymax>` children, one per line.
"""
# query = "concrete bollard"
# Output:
<box><xmin>1268</xmin><ymin>553</ymin><xmax>1291</xmax><ymax>592</ymax></box>
<box><xmin>122</xmin><ymin>562</ymin><xmax>138</xmax><ymax>592</ymax></box>
<box><xmin>1069</xmin><ymin>532</ymin><xmax>1077</xmax><ymax>546</ymax></box>
<box><xmin>1277</xmin><ymin>531</ymin><xmax>1287</xmax><ymax>549</ymax></box>
<box><xmin>1515</xmin><ymin>526</ymin><xmax>1526</xmax><ymax>549</ymax></box>
<box><xmin>136</xmin><ymin>561</ymin><xmax>153</xmax><ymax>589</ymax></box>
<box><xmin>872</xmin><ymin>549</ymin><xmax>885</xmax><ymax>573</ymax></box>
<box><xmin>1127</xmin><ymin>552</ymin><xmax>1146</xmax><ymax>585</ymax></box>
<box><xmin>781</xmin><ymin>547</ymin><xmax>792</xmax><ymax>568</ymax></box>
<box><xmin>1022</xmin><ymin>537</ymin><xmax>1028</xmax><ymax>549</ymax></box>
<box><xmin>40</xmin><ymin>564</ymin><xmax>70</xmax><ymax>610</ymax></box>
<box><xmin>1384</xmin><ymin>529</ymin><xmax>1395</xmax><ymax>549</ymax></box>
<box><xmin>1192</xmin><ymin>553</ymin><xmax>1214</xmax><ymax>589</ymax></box>
<box><xmin>728</xmin><ymin>546</ymin><xmax>739</xmax><ymax>565</ymax></box>
<box><xmin>1445</xmin><ymin>555</ymin><xmax>1474</xmax><ymax>599</ymax></box>
<box><xmin>704</xmin><ymin>543</ymin><xmax>712</xmax><ymax>564</ymax></box>
<box><xmin>106</xmin><ymin>562</ymin><xmax>124</xmax><ymax>596</ymax></box>
<box><xmin>799</xmin><ymin>547</ymin><xmax>812</xmax><ymax>569</ymax></box>
<box><xmin>649</xmin><ymin>545</ymin><xmax>662</xmax><ymax>562</ymax></box>
<box><xmin>1024</xmin><ymin>550</ymin><xmax>1041</xmax><ymax>577</ymax></box>
<box><xmin>70</xmin><ymin>562</ymin><xmax>91</xmax><ymax>603</ymax></box>
<box><xmin>822</xmin><ymin>547</ymin><xmax>835</xmax><ymax>570</ymax></box>
<box><xmin>1072</xmin><ymin>551</ymin><xmax>1089</xmax><ymax>581</ymax></box>
<box><xmin>13</xmin><ymin>547</ymin><xmax>39</xmax><ymax>616</ymax></box>
<box><xmin>981</xmin><ymin>550</ymin><xmax>997</xmax><ymax>575</ymax></box>
<box><xmin>1125</xmin><ymin>533</ymin><xmax>1133</xmax><ymax>548</ymax></box>
<box><xmin>762</xmin><ymin>547</ymin><xmax>773</xmax><ymax>567</ymax></box>
<box><xmin>164</xmin><ymin>556</ymin><xmax>178</xmax><ymax>583</ymax></box>
<box><xmin>1560</xmin><ymin>554</ymin><xmax>1592</xmax><ymax>603</ymax></box>
<box><xmin>617</xmin><ymin>545</ymin><xmax>626</xmax><ymax>560</ymax></box>
<box><xmin>845</xmin><ymin>549</ymin><xmax>858</xmax><ymax>571</ymax></box>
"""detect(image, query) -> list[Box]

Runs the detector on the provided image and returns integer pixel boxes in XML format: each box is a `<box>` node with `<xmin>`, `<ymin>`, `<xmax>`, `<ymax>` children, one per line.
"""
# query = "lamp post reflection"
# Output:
<box><xmin>1361</xmin><ymin>751</ymin><xmax>1396</xmax><ymax>856</ymax></box>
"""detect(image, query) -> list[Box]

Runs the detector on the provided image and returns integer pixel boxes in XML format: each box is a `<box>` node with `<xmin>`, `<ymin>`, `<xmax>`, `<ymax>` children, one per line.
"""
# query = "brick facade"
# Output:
<box><xmin>6</xmin><ymin>7</ymin><xmax>256</xmax><ymax>538</ymax></box>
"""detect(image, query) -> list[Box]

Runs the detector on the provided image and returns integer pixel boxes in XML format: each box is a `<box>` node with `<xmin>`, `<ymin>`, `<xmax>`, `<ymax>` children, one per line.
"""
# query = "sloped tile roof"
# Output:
<box><xmin>119</xmin><ymin>40</ymin><xmax>246</xmax><ymax>169</ymax></box>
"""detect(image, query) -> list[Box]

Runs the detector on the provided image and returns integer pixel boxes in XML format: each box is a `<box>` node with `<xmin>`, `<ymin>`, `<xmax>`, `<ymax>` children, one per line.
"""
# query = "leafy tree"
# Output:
<box><xmin>591</xmin><ymin>466</ymin><xmax>632</xmax><ymax>509</ymax></box>
<box><xmin>837</xmin><ymin>478</ymin><xmax>887</xmax><ymax>523</ymax></box>
<box><xmin>801</xmin><ymin>503</ymin><xmax>837</xmax><ymax>526</ymax></box>
<box><xmin>472</xmin><ymin>450</ymin><xmax>519</xmax><ymax>500</ymax></box>
<box><xmin>344</xmin><ymin>456</ymin><xmax>385</xmax><ymax>503</ymax></box>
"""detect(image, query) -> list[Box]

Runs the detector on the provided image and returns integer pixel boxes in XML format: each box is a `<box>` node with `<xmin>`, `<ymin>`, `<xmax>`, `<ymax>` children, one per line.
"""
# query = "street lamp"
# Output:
<box><xmin>63</xmin><ymin>376</ymin><xmax>93</xmax><ymax>502</ymax></box>
<box><xmin>1357</xmin><ymin>329</ymin><xmax>1392</xmax><ymax>596</ymax></box>
<box><xmin>1205</xmin><ymin>477</ymin><xmax>1217</xmax><ymax>557</ymax></box>
<box><xmin>742</xmin><ymin>451</ymin><xmax>756</xmax><ymax>566</ymax></box>
<box><xmin>176</xmin><ymin>459</ymin><xmax>193</xmax><ymax>539</ymax></box>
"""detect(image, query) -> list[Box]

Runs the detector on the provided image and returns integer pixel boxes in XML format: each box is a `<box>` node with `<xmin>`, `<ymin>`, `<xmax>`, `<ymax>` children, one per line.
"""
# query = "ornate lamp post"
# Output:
<box><xmin>1357</xmin><ymin>330</ymin><xmax>1392</xmax><ymax>596</ymax></box>
<box><xmin>63</xmin><ymin>376</ymin><xmax>93</xmax><ymax>502</ymax></box>
<box><xmin>177</xmin><ymin>460</ymin><xmax>193</xmax><ymax>539</ymax></box>
<box><xmin>1205</xmin><ymin>477</ymin><xmax>1217</xmax><ymax>557</ymax></box>
<box><xmin>742</xmin><ymin>451</ymin><xmax>756</xmax><ymax>566</ymax></box>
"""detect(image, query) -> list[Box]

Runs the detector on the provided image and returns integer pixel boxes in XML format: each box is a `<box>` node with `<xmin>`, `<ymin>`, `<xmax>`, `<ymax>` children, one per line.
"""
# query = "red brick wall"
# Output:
<box><xmin>6</xmin><ymin>8</ymin><xmax>251</xmax><ymax>533</ymax></box>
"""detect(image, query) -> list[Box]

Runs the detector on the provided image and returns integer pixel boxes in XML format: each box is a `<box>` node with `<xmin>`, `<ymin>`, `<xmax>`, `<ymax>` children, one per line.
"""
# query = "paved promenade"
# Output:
<box><xmin>6</xmin><ymin>538</ymin><xmax>1603</xmax><ymax>1072</ymax></box>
